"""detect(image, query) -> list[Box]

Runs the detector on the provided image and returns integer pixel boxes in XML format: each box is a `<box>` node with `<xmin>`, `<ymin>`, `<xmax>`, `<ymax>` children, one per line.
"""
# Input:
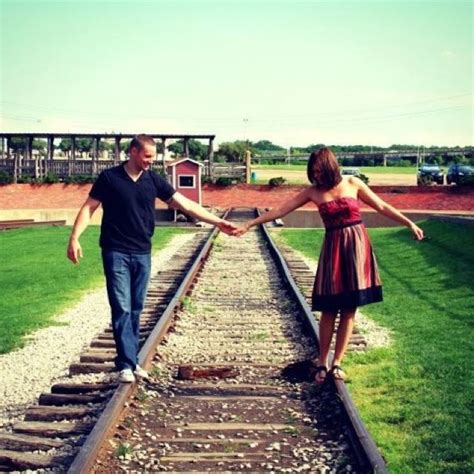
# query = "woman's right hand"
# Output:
<box><xmin>409</xmin><ymin>223</ymin><xmax>424</xmax><ymax>241</ymax></box>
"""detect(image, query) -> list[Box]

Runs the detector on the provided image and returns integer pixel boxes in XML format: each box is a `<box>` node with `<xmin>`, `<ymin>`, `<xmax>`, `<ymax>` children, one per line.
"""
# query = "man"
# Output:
<box><xmin>67</xmin><ymin>134</ymin><xmax>237</xmax><ymax>383</ymax></box>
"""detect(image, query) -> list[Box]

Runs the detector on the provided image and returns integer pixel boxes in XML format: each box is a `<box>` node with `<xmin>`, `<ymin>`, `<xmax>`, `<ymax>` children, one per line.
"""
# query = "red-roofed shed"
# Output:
<box><xmin>167</xmin><ymin>157</ymin><xmax>203</xmax><ymax>205</ymax></box>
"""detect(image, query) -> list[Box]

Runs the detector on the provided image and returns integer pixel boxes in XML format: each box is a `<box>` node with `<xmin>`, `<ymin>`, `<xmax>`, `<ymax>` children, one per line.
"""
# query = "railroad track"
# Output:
<box><xmin>0</xmin><ymin>228</ymin><xmax>212</xmax><ymax>472</ymax></box>
<box><xmin>0</xmin><ymin>208</ymin><xmax>387</xmax><ymax>473</ymax></box>
<box><xmin>89</xmin><ymin>208</ymin><xmax>385</xmax><ymax>473</ymax></box>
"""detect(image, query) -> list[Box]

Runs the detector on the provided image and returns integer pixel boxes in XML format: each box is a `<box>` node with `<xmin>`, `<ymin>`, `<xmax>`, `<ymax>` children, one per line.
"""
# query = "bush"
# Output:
<box><xmin>215</xmin><ymin>176</ymin><xmax>244</xmax><ymax>186</ymax></box>
<box><xmin>215</xmin><ymin>177</ymin><xmax>234</xmax><ymax>186</ymax></box>
<box><xmin>16</xmin><ymin>176</ymin><xmax>34</xmax><ymax>184</ymax></box>
<box><xmin>157</xmin><ymin>169</ymin><xmax>168</xmax><ymax>179</ymax></box>
<box><xmin>268</xmin><ymin>176</ymin><xmax>287</xmax><ymax>186</ymax></box>
<box><xmin>0</xmin><ymin>171</ymin><xmax>13</xmax><ymax>185</ymax></box>
<box><xmin>42</xmin><ymin>173</ymin><xmax>60</xmax><ymax>184</ymax></box>
<box><xmin>63</xmin><ymin>175</ymin><xmax>95</xmax><ymax>184</ymax></box>
<box><xmin>459</xmin><ymin>175</ymin><xmax>474</xmax><ymax>186</ymax></box>
<box><xmin>201</xmin><ymin>175</ymin><xmax>213</xmax><ymax>185</ymax></box>
<box><xmin>417</xmin><ymin>175</ymin><xmax>434</xmax><ymax>186</ymax></box>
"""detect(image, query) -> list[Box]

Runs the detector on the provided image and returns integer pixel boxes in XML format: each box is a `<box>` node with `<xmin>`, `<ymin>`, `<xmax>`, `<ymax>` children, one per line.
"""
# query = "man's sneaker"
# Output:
<box><xmin>118</xmin><ymin>369</ymin><xmax>135</xmax><ymax>383</ymax></box>
<box><xmin>134</xmin><ymin>365</ymin><xmax>149</xmax><ymax>379</ymax></box>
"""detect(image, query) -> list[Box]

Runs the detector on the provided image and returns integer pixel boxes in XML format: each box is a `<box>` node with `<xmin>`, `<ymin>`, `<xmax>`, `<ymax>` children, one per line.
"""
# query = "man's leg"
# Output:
<box><xmin>102</xmin><ymin>250</ymin><xmax>136</xmax><ymax>371</ymax></box>
<box><xmin>130</xmin><ymin>252</ymin><xmax>152</xmax><ymax>369</ymax></box>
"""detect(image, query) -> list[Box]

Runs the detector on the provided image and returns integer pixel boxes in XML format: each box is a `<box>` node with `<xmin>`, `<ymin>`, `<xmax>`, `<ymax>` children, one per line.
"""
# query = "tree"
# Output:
<box><xmin>32</xmin><ymin>139</ymin><xmax>47</xmax><ymax>155</ymax></box>
<box><xmin>120</xmin><ymin>140</ymin><xmax>131</xmax><ymax>154</ymax></box>
<box><xmin>426</xmin><ymin>155</ymin><xmax>443</xmax><ymax>166</ymax></box>
<box><xmin>76</xmin><ymin>138</ymin><xmax>93</xmax><ymax>154</ymax></box>
<box><xmin>168</xmin><ymin>139</ymin><xmax>207</xmax><ymax>160</ymax></box>
<box><xmin>99</xmin><ymin>141</ymin><xmax>113</xmax><ymax>152</ymax></box>
<box><xmin>252</xmin><ymin>140</ymin><xmax>285</xmax><ymax>153</ymax></box>
<box><xmin>10</xmin><ymin>138</ymin><xmax>27</xmax><ymax>152</ymax></box>
<box><xmin>215</xmin><ymin>141</ymin><xmax>247</xmax><ymax>162</ymax></box>
<box><xmin>451</xmin><ymin>155</ymin><xmax>469</xmax><ymax>165</ymax></box>
<box><xmin>58</xmin><ymin>138</ymin><xmax>72</xmax><ymax>154</ymax></box>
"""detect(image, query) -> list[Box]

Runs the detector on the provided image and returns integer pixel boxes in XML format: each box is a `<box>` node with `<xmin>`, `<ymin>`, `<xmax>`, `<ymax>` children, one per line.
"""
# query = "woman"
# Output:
<box><xmin>235</xmin><ymin>148</ymin><xmax>424</xmax><ymax>383</ymax></box>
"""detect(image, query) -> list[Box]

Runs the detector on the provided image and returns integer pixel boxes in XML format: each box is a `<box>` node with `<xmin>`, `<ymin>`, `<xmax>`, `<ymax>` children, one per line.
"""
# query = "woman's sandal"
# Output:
<box><xmin>330</xmin><ymin>365</ymin><xmax>346</xmax><ymax>381</ymax></box>
<box><xmin>314</xmin><ymin>365</ymin><xmax>328</xmax><ymax>385</ymax></box>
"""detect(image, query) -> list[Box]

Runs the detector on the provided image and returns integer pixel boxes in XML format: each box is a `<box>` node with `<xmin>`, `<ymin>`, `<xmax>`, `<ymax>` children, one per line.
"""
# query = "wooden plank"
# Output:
<box><xmin>160</xmin><ymin>452</ymin><xmax>266</xmax><ymax>462</ymax></box>
<box><xmin>0</xmin><ymin>449</ymin><xmax>70</xmax><ymax>470</ymax></box>
<box><xmin>168</xmin><ymin>423</ymin><xmax>290</xmax><ymax>431</ymax></box>
<box><xmin>69</xmin><ymin>362</ymin><xmax>115</xmax><ymax>374</ymax></box>
<box><xmin>13</xmin><ymin>421</ymin><xmax>94</xmax><ymax>438</ymax></box>
<box><xmin>25</xmin><ymin>406</ymin><xmax>96</xmax><ymax>421</ymax></box>
<box><xmin>175</xmin><ymin>395</ymin><xmax>283</xmax><ymax>401</ymax></box>
<box><xmin>51</xmin><ymin>383</ymin><xmax>116</xmax><ymax>394</ymax></box>
<box><xmin>152</xmin><ymin>437</ymin><xmax>259</xmax><ymax>444</ymax></box>
<box><xmin>0</xmin><ymin>432</ymin><xmax>63</xmax><ymax>451</ymax></box>
<box><xmin>174</xmin><ymin>383</ymin><xmax>287</xmax><ymax>390</ymax></box>
<box><xmin>80</xmin><ymin>353</ymin><xmax>116</xmax><ymax>363</ymax></box>
<box><xmin>39</xmin><ymin>392</ymin><xmax>109</xmax><ymax>405</ymax></box>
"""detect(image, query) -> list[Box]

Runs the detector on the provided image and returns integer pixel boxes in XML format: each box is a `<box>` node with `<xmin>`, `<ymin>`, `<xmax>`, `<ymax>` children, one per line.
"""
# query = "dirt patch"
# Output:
<box><xmin>254</xmin><ymin>169</ymin><xmax>416</xmax><ymax>186</ymax></box>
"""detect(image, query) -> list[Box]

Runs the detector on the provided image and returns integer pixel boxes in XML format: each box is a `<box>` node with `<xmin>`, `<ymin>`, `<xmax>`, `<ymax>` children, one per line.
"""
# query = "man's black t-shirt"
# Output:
<box><xmin>89</xmin><ymin>163</ymin><xmax>176</xmax><ymax>253</ymax></box>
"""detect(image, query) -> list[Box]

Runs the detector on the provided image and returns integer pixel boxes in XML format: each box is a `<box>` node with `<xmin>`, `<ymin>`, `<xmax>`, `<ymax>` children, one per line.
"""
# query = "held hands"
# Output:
<box><xmin>216</xmin><ymin>220</ymin><xmax>251</xmax><ymax>237</ymax></box>
<box><xmin>217</xmin><ymin>220</ymin><xmax>240</xmax><ymax>236</ymax></box>
<box><xmin>410</xmin><ymin>223</ymin><xmax>424</xmax><ymax>241</ymax></box>
<box><xmin>67</xmin><ymin>237</ymin><xmax>83</xmax><ymax>264</ymax></box>
<box><xmin>232</xmin><ymin>222</ymin><xmax>251</xmax><ymax>237</ymax></box>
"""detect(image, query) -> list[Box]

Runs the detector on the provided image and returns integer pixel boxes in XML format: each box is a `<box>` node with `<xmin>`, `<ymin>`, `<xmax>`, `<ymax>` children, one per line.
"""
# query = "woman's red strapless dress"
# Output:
<box><xmin>311</xmin><ymin>196</ymin><xmax>383</xmax><ymax>311</ymax></box>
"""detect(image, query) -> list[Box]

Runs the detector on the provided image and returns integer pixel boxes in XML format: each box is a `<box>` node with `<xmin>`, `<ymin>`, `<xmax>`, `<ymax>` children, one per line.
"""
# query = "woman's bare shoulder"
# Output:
<box><xmin>347</xmin><ymin>175</ymin><xmax>365</xmax><ymax>189</ymax></box>
<box><xmin>304</xmin><ymin>185</ymin><xmax>320</xmax><ymax>200</ymax></box>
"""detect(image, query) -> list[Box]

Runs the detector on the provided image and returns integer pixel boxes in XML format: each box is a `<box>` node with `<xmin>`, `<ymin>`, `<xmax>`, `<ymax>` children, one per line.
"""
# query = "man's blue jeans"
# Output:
<box><xmin>102</xmin><ymin>250</ymin><xmax>151</xmax><ymax>371</ymax></box>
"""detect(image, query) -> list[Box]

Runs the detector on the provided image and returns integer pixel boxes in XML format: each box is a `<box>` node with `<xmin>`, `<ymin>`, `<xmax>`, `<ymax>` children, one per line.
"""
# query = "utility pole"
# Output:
<box><xmin>243</xmin><ymin>118</ymin><xmax>249</xmax><ymax>152</ymax></box>
<box><xmin>243</xmin><ymin>118</ymin><xmax>251</xmax><ymax>183</ymax></box>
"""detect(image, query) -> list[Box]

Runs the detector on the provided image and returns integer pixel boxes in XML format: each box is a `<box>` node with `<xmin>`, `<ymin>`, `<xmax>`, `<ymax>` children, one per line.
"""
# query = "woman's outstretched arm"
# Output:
<box><xmin>354</xmin><ymin>177</ymin><xmax>424</xmax><ymax>240</ymax></box>
<box><xmin>234</xmin><ymin>187</ymin><xmax>313</xmax><ymax>235</ymax></box>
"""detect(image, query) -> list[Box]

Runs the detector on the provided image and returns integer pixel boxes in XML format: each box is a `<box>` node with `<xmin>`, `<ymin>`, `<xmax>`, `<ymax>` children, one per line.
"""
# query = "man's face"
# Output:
<box><xmin>130</xmin><ymin>143</ymin><xmax>156</xmax><ymax>171</ymax></box>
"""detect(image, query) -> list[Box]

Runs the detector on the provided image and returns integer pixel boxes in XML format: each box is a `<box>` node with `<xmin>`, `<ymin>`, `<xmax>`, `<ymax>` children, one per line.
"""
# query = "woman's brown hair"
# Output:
<box><xmin>307</xmin><ymin>147</ymin><xmax>342</xmax><ymax>190</ymax></box>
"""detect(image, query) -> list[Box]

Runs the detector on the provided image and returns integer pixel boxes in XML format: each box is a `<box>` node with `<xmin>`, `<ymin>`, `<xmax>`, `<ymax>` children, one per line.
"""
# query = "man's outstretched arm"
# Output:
<box><xmin>167</xmin><ymin>193</ymin><xmax>238</xmax><ymax>235</ymax></box>
<box><xmin>67</xmin><ymin>197</ymin><xmax>101</xmax><ymax>264</ymax></box>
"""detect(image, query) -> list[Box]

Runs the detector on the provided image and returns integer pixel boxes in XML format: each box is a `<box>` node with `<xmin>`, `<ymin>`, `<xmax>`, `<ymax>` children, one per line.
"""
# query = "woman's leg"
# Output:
<box><xmin>332</xmin><ymin>307</ymin><xmax>357</xmax><ymax>378</ymax></box>
<box><xmin>314</xmin><ymin>311</ymin><xmax>337</xmax><ymax>383</ymax></box>
<box><xmin>317</xmin><ymin>310</ymin><xmax>338</xmax><ymax>367</ymax></box>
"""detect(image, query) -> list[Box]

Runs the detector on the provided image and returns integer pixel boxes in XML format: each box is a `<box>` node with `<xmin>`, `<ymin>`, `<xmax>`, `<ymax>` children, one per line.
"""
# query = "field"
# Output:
<box><xmin>0</xmin><ymin>226</ymin><xmax>191</xmax><ymax>354</ymax></box>
<box><xmin>252</xmin><ymin>164</ymin><xmax>419</xmax><ymax>186</ymax></box>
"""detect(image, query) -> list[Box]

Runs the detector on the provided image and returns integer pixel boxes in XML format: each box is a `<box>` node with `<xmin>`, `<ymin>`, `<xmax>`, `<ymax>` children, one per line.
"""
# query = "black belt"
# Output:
<box><xmin>325</xmin><ymin>220</ymin><xmax>363</xmax><ymax>231</ymax></box>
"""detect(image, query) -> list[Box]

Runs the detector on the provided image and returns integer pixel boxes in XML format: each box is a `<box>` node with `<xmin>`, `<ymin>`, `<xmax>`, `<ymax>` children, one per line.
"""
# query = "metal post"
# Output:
<box><xmin>114</xmin><ymin>136</ymin><xmax>121</xmax><ymax>164</ymax></box>
<box><xmin>207</xmin><ymin>137</ymin><xmax>214</xmax><ymax>178</ymax></box>
<box><xmin>184</xmin><ymin>137</ymin><xmax>190</xmax><ymax>157</ymax></box>
<box><xmin>161</xmin><ymin>138</ymin><xmax>167</xmax><ymax>173</ymax></box>
<box><xmin>70</xmin><ymin>136</ymin><xmax>76</xmax><ymax>176</ymax></box>
<box><xmin>46</xmin><ymin>135</ymin><xmax>54</xmax><ymax>175</ymax></box>
<box><xmin>92</xmin><ymin>136</ymin><xmax>99</xmax><ymax>176</ymax></box>
<box><xmin>245</xmin><ymin>149</ymin><xmax>251</xmax><ymax>184</ymax></box>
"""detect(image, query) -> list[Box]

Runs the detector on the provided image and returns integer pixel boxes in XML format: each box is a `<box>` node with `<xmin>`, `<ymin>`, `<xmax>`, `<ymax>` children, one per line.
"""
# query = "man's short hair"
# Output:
<box><xmin>130</xmin><ymin>134</ymin><xmax>156</xmax><ymax>152</ymax></box>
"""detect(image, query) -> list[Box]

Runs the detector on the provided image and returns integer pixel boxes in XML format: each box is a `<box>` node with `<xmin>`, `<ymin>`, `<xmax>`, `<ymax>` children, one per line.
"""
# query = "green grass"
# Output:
<box><xmin>273</xmin><ymin>221</ymin><xmax>474</xmax><ymax>473</ymax></box>
<box><xmin>252</xmin><ymin>164</ymin><xmax>418</xmax><ymax>174</ymax></box>
<box><xmin>0</xmin><ymin>226</ymin><xmax>191</xmax><ymax>354</ymax></box>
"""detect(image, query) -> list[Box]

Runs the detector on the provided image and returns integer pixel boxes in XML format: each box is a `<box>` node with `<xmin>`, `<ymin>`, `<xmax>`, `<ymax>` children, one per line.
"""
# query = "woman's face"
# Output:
<box><xmin>312</xmin><ymin>162</ymin><xmax>323</xmax><ymax>183</ymax></box>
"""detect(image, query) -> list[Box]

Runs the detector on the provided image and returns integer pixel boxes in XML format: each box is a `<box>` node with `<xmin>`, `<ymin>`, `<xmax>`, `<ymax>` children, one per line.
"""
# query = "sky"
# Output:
<box><xmin>0</xmin><ymin>0</ymin><xmax>472</xmax><ymax>148</ymax></box>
